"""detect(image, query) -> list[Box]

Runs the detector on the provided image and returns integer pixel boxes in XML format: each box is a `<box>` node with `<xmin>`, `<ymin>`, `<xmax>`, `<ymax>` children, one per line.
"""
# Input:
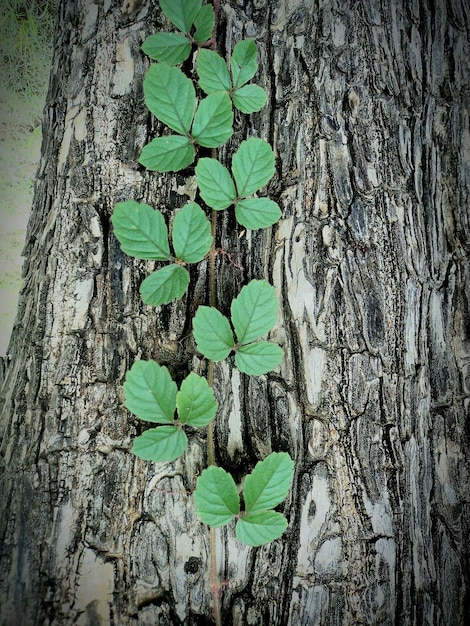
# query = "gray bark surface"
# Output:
<box><xmin>0</xmin><ymin>1</ymin><xmax>469</xmax><ymax>624</ymax></box>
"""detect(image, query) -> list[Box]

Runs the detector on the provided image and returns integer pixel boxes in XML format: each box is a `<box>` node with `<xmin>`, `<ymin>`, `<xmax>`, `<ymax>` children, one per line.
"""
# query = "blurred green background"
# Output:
<box><xmin>0</xmin><ymin>0</ymin><xmax>55</xmax><ymax>354</ymax></box>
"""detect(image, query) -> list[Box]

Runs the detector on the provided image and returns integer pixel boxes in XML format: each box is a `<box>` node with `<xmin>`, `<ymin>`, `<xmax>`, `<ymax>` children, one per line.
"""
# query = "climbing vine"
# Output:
<box><xmin>112</xmin><ymin>0</ymin><xmax>293</xmax><ymax>595</ymax></box>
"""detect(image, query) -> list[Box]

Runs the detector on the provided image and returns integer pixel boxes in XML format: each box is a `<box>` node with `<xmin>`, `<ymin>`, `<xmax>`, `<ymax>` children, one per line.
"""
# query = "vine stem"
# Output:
<box><xmin>207</xmin><ymin>229</ymin><xmax>221</xmax><ymax>625</ymax></box>
<box><xmin>208</xmin><ymin>4</ymin><xmax>222</xmax><ymax>623</ymax></box>
<box><xmin>207</xmin><ymin>210</ymin><xmax>221</xmax><ymax>626</ymax></box>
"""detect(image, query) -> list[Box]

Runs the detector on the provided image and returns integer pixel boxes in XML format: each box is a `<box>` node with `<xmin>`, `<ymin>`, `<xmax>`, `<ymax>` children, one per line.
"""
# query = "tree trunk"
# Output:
<box><xmin>1</xmin><ymin>0</ymin><xmax>469</xmax><ymax>624</ymax></box>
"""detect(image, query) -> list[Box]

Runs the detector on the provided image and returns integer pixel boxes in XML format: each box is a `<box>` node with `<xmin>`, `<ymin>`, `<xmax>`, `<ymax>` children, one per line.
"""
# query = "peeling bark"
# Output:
<box><xmin>0</xmin><ymin>1</ymin><xmax>469</xmax><ymax>625</ymax></box>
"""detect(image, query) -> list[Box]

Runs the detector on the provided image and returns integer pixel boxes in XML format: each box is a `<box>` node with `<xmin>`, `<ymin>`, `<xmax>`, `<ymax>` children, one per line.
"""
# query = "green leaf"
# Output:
<box><xmin>197</xmin><ymin>49</ymin><xmax>231</xmax><ymax>94</ymax></box>
<box><xmin>194</xmin><ymin>466</ymin><xmax>240</xmax><ymax>527</ymax></box>
<box><xmin>132</xmin><ymin>426</ymin><xmax>188</xmax><ymax>462</ymax></box>
<box><xmin>124</xmin><ymin>360</ymin><xmax>177</xmax><ymax>423</ymax></box>
<box><xmin>140</xmin><ymin>264</ymin><xmax>190</xmax><ymax>307</ymax></box>
<box><xmin>191</xmin><ymin>92</ymin><xmax>233</xmax><ymax>148</ymax></box>
<box><xmin>231</xmin><ymin>39</ymin><xmax>258</xmax><ymax>88</ymax></box>
<box><xmin>141</xmin><ymin>32</ymin><xmax>191</xmax><ymax>65</ymax></box>
<box><xmin>159</xmin><ymin>0</ymin><xmax>201</xmax><ymax>33</ymax></box>
<box><xmin>236</xmin><ymin>511</ymin><xmax>288</xmax><ymax>546</ymax></box>
<box><xmin>235</xmin><ymin>198</ymin><xmax>282</xmax><ymax>230</ymax></box>
<box><xmin>232</xmin><ymin>137</ymin><xmax>275</xmax><ymax>198</ymax></box>
<box><xmin>232</xmin><ymin>83</ymin><xmax>267</xmax><ymax>113</ymax></box>
<box><xmin>193</xmin><ymin>4</ymin><xmax>215</xmax><ymax>43</ymax></box>
<box><xmin>193</xmin><ymin>306</ymin><xmax>235</xmax><ymax>361</ymax></box>
<box><xmin>243</xmin><ymin>452</ymin><xmax>294</xmax><ymax>513</ymax></box>
<box><xmin>139</xmin><ymin>135</ymin><xmax>195</xmax><ymax>172</ymax></box>
<box><xmin>144</xmin><ymin>63</ymin><xmax>196</xmax><ymax>135</ymax></box>
<box><xmin>172</xmin><ymin>202</ymin><xmax>212</xmax><ymax>263</ymax></box>
<box><xmin>112</xmin><ymin>201</ymin><xmax>171</xmax><ymax>260</ymax></box>
<box><xmin>235</xmin><ymin>341</ymin><xmax>284</xmax><ymax>375</ymax></box>
<box><xmin>176</xmin><ymin>372</ymin><xmax>218</xmax><ymax>427</ymax></box>
<box><xmin>231</xmin><ymin>279</ymin><xmax>278</xmax><ymax>344</ymax></box>
<box><xmin>195</xmin><ymin>158</ymin><xmax>236</xmax><ymax>210</ymax></box>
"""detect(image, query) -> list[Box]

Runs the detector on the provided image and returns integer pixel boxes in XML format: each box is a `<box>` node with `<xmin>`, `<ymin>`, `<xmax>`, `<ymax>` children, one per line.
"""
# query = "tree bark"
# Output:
<box><xmin>1</xmin><ymin>1</ymin><xmax>469</xmax><ymax>624</ymax></box>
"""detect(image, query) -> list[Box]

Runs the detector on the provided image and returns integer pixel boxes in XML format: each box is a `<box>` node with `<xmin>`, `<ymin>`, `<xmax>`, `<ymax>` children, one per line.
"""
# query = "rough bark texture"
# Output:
<box><xmin>1</xmin><ymin>0</ymin><xmax>469</xmax><ymax>624</ymax></box>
